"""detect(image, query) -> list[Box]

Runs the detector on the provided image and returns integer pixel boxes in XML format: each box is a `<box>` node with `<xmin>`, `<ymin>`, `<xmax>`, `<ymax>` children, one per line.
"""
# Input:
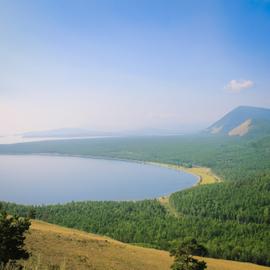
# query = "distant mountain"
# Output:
<box><xmin>21</xmin><ymin>128</ymin><xmax>113</xmax><ymax>138</ymax></box>
<box><xmin>206</xmin><ymin>106</ymin><xmax>270</xmax><ymax>137</ymax></box>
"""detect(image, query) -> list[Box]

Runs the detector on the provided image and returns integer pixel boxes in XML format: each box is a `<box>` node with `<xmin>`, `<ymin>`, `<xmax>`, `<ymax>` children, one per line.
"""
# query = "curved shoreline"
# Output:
<box><xmin>146</xmin><ymin>161</ymin><xmax>221</xmax><ymax>186</ymax></box>
<box><xmin>148</xmin><ymin>162</ymin><xmax>221</xmax><ymax>216</ymax></box>
<box><xmin>0</xmin><ymin>153</ymin><xmax>220</xmax><ymax>204</ymax></box>
<box><xmin>1</xmin><ymin>152</ymin><xmax>220</xmax><ymax>186</ymax></box>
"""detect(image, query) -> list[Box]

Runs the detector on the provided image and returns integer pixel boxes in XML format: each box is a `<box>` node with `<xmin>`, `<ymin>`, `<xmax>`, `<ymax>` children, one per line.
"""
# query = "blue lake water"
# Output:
<box><xmin>0</xmin><ymin>155</ymin><xmax>197</xmax><ymax>205</ymax></box>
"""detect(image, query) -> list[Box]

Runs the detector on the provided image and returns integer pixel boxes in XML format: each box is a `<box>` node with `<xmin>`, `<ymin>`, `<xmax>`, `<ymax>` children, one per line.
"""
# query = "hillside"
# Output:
<box><xmin>206</xmin><ymin>106</ymin><xmax>270</xmax><ymax>137</ymax></box>
<box><xmin>4</xmin><ymin>192</ymin><xmax>270</xmax><ymax>267</ymax></box>
<box><xmin>22</xmin><ymin>220</ymin><xmax>270</xmax><ymax>270</ymax></box>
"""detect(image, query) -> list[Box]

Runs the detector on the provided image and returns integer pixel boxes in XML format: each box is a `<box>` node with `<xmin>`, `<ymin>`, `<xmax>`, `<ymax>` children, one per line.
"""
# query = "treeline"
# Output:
<box><xmin>2</xmin><ymin>200</ymin><xmax>270</xmax><ymax>266</ymax></box>
<box><xmin>170</xmin><ymin>175</ymin><xmax>270</xmax><ymax>224</ymax></box>
<box><xmin>1</xmin><ymin>135</ymin><xmax>270</xmax><ymax>182</ymax></box>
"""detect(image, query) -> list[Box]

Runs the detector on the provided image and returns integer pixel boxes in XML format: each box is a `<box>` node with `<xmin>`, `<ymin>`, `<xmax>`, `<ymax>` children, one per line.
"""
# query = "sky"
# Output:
<box><xmin>1</xmin><ymin>0</ymin><xmax>270</xmax><ymax>135</ymax></box>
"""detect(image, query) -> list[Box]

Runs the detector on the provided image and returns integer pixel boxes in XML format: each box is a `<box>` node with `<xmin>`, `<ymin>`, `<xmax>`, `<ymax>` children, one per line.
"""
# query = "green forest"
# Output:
<box><xmin>1</xmin><ymin>134</ymin><xmax>270</xmax><ymax>266</ymax></box>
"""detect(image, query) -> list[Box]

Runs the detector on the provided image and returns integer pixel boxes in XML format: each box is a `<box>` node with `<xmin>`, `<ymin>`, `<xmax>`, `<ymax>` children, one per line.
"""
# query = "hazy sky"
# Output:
<box><xmin>1</xmin><ymin>0</ymin><xmax>270</xmax><ymax>135</ymax></box>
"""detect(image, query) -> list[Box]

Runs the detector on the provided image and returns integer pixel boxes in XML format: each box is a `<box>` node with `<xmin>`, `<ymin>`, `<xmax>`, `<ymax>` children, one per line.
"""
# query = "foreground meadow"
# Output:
<box><xmin>20</xmin><ymin>220</ymin><xmax>270</xmax><ymax>270</ymax></box>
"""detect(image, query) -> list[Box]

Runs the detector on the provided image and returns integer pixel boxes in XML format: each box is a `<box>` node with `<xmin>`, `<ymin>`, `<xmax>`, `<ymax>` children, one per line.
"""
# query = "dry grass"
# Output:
<box><xmin>23</xmin><ymin>220</ymin><xmax>171</xmax><ymax>270</ymax></box>
<box><xmin>182</xmin><ymin>166</ymin><xmax>220</xmax><ymax>185</ymax></box>
<box><xmin>20</xmin><ymin>220</ymin><xmax>270</xmax><ymax>270</ymax></box>
<box><xmin>198</xmin><ymin>257</ymin><xmax>270</xmax><ymax>270</ymax></box>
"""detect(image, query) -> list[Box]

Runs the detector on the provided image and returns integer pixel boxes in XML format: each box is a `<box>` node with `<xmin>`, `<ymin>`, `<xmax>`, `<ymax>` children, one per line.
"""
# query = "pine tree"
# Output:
<box><xmin>0</xmin><ymin>210</ymin><xmax>31</xmax><ymax>267</ymax></box>
<box><xmin>170</xmin><ymin>239</ymin><xmax>207</xmax><ymax>270</ymax></box>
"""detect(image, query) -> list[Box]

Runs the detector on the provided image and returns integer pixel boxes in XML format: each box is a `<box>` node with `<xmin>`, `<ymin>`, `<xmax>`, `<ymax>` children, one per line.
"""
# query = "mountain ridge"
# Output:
<box><xmin>206</xmin><ymin>106</ymin><xmax>270</xmax><ymax>137</ymax></box>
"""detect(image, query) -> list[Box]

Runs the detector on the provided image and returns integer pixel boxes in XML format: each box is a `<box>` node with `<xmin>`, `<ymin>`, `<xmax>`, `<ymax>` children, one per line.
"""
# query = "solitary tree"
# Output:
<box><xmin>170</xmin><ymin>239</ymin><xmax>207</xmax><ymax>270</ymax></box>
<box><xmin>0</xmin><ymin>210</ymin><xmax>31</xmax><ymax>267</ymax></box>
<box><xmin>27</xmin><ymin>207</ymin><xmax>36</xmax><ymax>219</ymax></box>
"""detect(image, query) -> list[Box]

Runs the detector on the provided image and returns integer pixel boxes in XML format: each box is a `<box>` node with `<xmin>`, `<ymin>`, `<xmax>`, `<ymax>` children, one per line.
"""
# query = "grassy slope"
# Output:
<box><xmin>22</xmin><ymin>220</ymin><xmax>270</xmax><ymax>270</ymax></box>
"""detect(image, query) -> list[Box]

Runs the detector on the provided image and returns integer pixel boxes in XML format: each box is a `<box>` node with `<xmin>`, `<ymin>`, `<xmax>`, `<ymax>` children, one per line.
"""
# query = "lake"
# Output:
<box><xmin>0</xmin><ymin>155</ymin><xmax>197</xmax><ymax>204</ymax></box>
